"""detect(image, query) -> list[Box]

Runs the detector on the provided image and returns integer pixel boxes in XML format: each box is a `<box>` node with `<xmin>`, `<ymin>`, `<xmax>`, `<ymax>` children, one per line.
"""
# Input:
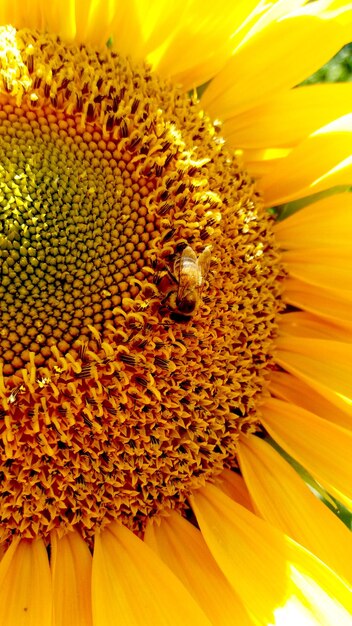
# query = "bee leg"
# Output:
<box><xmin>160</xmin><ymin>289</ymin><xmax>174</xmax><ymax>306</ymax></box>
<box><xmin>165</xmin><ymin>267</ymin><xmax>178</xmax><ymax>284</ymax></box>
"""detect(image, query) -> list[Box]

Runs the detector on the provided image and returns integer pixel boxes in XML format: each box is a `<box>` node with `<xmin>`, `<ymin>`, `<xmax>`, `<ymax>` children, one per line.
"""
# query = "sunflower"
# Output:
<box><xmin>1</xmin><ymin>0</ymin><xmax>352</xmax><ymax>624</ymax></box>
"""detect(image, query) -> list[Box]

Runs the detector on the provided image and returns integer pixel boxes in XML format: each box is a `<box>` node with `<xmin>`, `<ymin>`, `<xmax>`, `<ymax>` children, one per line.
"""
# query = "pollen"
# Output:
<box><xmin>0</xmin><ymin>26</ymin><xmax>284</xmax><ymax>543</ymax></box>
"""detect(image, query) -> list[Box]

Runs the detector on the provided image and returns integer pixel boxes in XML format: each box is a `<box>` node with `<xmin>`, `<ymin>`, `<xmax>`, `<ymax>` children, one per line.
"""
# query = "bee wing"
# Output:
<box><xmin>176</xmin><ymin>246</ymin><xmax>198</xmax><ymax>299</ymax></box>
<box><xmin>197</xmin><ymin>245</ymin><xmax>212</xmax><ymax>286</ymax></box>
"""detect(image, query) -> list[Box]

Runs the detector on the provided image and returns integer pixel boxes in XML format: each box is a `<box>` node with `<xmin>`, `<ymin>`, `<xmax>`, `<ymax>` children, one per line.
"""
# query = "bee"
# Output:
<box><xmin>174</xmin><ymin>245</ymin><xmax>212</xmax><ymax>315</ymax></box>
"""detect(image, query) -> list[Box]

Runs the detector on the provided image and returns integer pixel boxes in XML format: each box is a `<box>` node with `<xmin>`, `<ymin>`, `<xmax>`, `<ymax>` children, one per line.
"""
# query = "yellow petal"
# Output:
<box><xmin>73</xmin><ymin>0</ymin><xmax>118</xmax><ymax>46</ymax></box>
<box><xmin>1</xmin><ymin>0</ymin><xmax>78</xmax><ymax>40</ymax></box>
<box><xmin>202</xmin><ymin>4</ymin><xmax>351</xmax><ymax>120</ymax></box>
<box><xmin>325</xmin><ymin>485</ymin><xmax>352</xmax><ymax>513</ymax></box>
<box><xmin>191</xmin><ymin>483</ymin><xmax>352</xmax><ymax>625</ymax></box>
<box><xmin>147</xmin><ymin>0</ymin><xmax>262</xmax><ymax>90</ymax></box>
<box><xmin>261</xmin><ymin>115</ymin><xmax>352</xmax><ymax>205</ymax></box>
<box><xmin>0</xmin><ymin>542</ymin><xmax>6</xmax><ymax>562</ymax></box>
<box><xmin>282</xmin><ymin>277</ymin><xmax>352</xmax><ymax>328</ymax></box>
<box><xmin>0</xmin><ymin>0</ymin><xmax>46</xmax><ymax>30</ymax></box>
<box><xmin>92</xmin><ymin>521</ymin><xmax>211</xmax><ymax>625</ymax></box>
<box><xmin>261</xmin><ymin>397</ymin><xmax>352</xmax><ymax>503</ymax></box>
<box><xmin>108</xmin><ymin>1</ymin><xmax>184</xmax><ymax>60</ymax></box>
<box><xmin>0</xmin><ymin>537</ymin><xmax>52</xmax><ymax>626</ymax></box>
<box><xmin>279</xmin><ymin>311</ymin><xmax>352</xmax><ymax>342</ymax></box>
<box><xmin>238</xmin><ymin>434</ymin><xmax>352</xmax><ymax>584</ymax></box>
<box><xmin>42</xmin><ymin>0</ymin><xmax>77</xmax><ymax>40</ymax></box>
<box><xmin>51</xmin><ymin>531</ymin><xmax>92</xmax><ymax>626</ymax></box>
<box><xmin>215</xmin><ymin>468</ymin><xmax>255</xmax><ymax>512</ymax></box>
<box><xmin>275</xmin><ymin>192</ymin><xmax>352</xmax><ymax>248</ymax></box>
<box><xmin>144</xmin><ymin>512</ymin><xmax>254</xmax><ymax>626</ymax></box>
<box><xmin>228</xmin><ymin>0</ymin><xmax>308</xmax><ymax>51</ymax></box>
<box><xmin>281</xmin><ymin>246</ymin><xmax>352</xmax><ymax>292</ymax></box>
<box><xmin>275</xmin><ymin>335</ymin><xmax>352</xmax><ymax>415</ymax></box>
<box><xmin>224</xmin><ymin>84</ymin><xmax>352</xmax><ymax>151</ymax></box>
<box><xmin>95</xmin><ymin>0</ymin><xmax>262</xmax><ymax>89</ymax></box>
<box><xmin>270</xmin><ymin>370</ymin><xmax>352</xmax><ymax>430</ymax></box>
<box><xmin>241</xmin><ymin>148</ymin><xmax>291</xmax><ymax>177</ymax></box>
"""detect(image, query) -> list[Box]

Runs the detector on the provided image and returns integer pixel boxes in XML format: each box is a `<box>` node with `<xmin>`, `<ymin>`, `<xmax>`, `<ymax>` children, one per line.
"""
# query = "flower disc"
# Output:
<box><xmin>0</xmin><ymin>26</ymin><xmax>283</xmax><ymax>542</ymax></box>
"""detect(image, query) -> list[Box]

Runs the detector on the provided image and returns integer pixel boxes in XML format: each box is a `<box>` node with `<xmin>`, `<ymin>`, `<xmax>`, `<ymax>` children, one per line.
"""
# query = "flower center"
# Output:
<box><xmin>0</xmin><ymin>26</ymin><xmax>283</xmax><ymax>543</ymax></box>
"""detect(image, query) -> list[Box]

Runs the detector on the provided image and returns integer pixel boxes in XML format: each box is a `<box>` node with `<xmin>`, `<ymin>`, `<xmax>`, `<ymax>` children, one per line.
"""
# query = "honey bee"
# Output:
<box><xmin>174</xmin><ymin>245</ymin><xmax>212</xmax><ymax>314</ymax></box>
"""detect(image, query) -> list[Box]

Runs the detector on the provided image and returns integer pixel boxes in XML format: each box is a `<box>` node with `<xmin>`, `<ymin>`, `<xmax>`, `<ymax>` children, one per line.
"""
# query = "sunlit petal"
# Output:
<box><xmin>191</xmin><ymin>483</ymin><xmax>352</xmax><ymax>625</ymax></box>
<box><xmin>202</xmin><ymin>5</ymin><xmax>351</xmax><ymax>119</ymax></box>
<box><xmin>261</xmin><ymin>116</ymin><xmax>352</xmax><ymax>205</ymax></box>
<box><xmin>146</xmin><ymin>0</ymin><xmax>262</xmax><ymax>89</ymax></box>
<box><xmin>238</xmin><ymin>434</ymin><xmax>352</xmax><ymax>584</ymax></box>
<box><xmin>223</xmin><ymin>84</ymin><xmax>352</xmax><ymax>151</ymax></box>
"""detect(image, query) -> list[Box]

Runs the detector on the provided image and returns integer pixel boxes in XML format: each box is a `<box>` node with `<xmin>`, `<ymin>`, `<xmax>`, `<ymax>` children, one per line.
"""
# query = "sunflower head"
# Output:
<box><xmin>0</xmin><ymin>25</ymin><xmax>284</xmax><ymax>543</ymax></box>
